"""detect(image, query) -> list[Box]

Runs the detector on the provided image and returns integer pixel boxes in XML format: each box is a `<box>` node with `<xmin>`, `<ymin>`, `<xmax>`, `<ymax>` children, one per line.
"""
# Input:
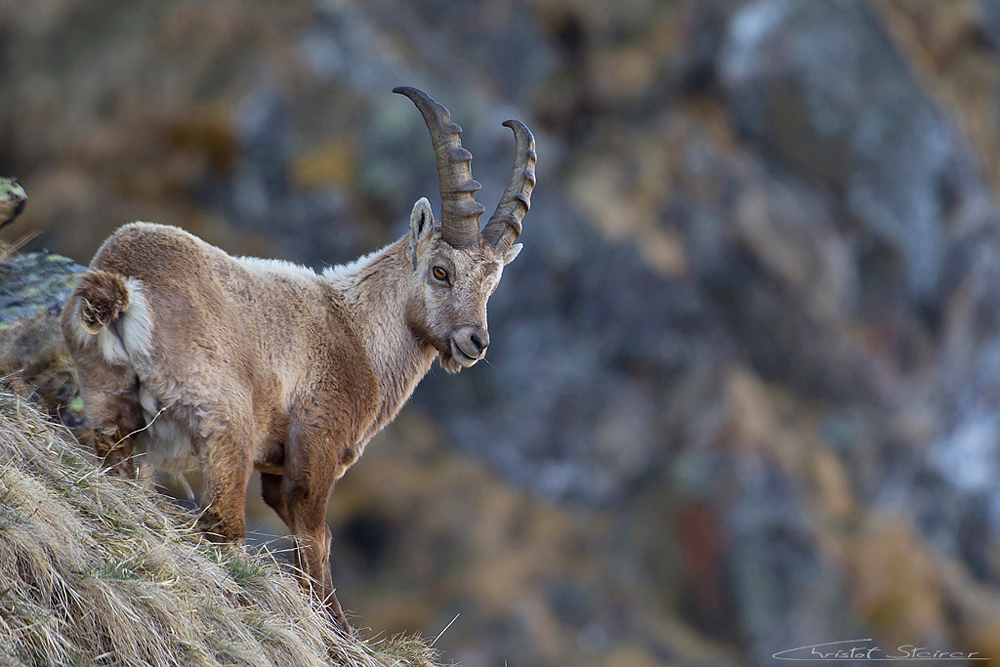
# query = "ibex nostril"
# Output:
<box><xmin>471</xmin><ymin>331</ymin><xmax>489</xmax><ymax>354</ymax></box>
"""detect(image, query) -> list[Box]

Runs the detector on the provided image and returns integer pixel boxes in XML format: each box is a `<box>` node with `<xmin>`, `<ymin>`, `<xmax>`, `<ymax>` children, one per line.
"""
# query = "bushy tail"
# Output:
<box><xmin>77</xmin><ymin>270</ymin><xmax>131</xmax><ymax>334</ymax></box>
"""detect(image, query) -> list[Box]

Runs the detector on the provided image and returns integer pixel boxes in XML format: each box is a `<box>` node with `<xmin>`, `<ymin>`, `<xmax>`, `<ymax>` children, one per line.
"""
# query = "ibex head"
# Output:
<box><xmin>395</xmin><ymin>87</ymin><xmax>535</xmax><ymax>373</ymax></box>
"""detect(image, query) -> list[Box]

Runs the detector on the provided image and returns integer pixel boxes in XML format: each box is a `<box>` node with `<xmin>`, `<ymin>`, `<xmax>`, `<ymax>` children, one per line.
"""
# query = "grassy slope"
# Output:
<box><xmin>0</xmin><ymin>388</ymin><xmax>440</xmax><ymax>667</ymax></box>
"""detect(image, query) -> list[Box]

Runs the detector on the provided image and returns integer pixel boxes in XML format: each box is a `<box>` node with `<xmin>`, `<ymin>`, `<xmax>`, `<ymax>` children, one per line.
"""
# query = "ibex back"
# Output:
<box><xmin>61</xmin><ymin>87</ymin><xmax>535</xmax><ymax>635</ymax></box>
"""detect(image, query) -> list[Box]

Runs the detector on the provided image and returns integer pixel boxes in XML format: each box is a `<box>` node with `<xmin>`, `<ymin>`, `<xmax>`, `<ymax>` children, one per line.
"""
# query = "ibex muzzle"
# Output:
<box><xmin>61</xmin><ymin>87</ymin><xmax>535</xmax><ymax>636</ymax></box>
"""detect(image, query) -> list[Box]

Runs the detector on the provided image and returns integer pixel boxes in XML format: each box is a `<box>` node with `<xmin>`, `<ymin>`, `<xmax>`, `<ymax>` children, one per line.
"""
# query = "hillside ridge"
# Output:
<box><xmin>0</xmin><ymin>350</ymin><xmax>439</xmax><ymax>667</ymax></box>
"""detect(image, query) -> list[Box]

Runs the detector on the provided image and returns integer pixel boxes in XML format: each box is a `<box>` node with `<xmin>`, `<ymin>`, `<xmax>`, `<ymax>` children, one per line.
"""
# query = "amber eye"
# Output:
<box><xmin>432</xmin><ymin>266</ymin><xmax>448</xmax><ymax>282</ymax></box>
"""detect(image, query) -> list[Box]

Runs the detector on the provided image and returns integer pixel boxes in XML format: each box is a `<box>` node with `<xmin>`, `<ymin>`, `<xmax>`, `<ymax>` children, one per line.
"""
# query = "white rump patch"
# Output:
<box><xmin>82</xmin><ymin>277</ymin><xmax>153</xmax><ymax>366</ymax></box>
<box><xmin>120</xmin><ymin>278</ymin><xmax>155</xmax><ymax>359</ymax></box>
<box><xmin>96</xmin><ymin>328</ymin><xmax>129</xmax><ymax>365</ymax></box>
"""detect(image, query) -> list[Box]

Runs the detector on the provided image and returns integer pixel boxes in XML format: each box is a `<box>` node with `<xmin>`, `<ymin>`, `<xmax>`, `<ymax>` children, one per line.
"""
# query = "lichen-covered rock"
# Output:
<box><xmin>0</xmin><ymin>178</ymin><xmax>27</xmax><ymax>229</ymax></box>
<box><xmin>0</xmin><ymin>250</ymin><xmax>85</xmax><ymax>426</ymax></box>
<box><xmin>0</xmin><ymin>250</ymin><xmax>84</xmax><ymax>327</ymax></box>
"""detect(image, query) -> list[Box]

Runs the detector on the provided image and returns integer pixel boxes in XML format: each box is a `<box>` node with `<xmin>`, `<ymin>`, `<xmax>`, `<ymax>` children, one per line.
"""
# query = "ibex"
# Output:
<box><xmin>61</xmin><ymin>87</ymin><xmax>535</xmax><ymax>635</ymax></box>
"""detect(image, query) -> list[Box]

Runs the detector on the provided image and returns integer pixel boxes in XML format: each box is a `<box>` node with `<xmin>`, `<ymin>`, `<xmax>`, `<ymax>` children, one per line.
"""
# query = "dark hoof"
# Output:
<box><xmin>333</xmin><ymin>609</ymin><xmax>353</xmax><ymax>637</ymax></box>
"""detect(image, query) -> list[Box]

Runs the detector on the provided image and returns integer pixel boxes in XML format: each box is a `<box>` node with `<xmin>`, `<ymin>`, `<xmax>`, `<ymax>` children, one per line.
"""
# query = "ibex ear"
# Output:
<box><xmin>503</xmin><ymin>243</ymin><xmax>522</xmax><ymax>265</ymax></box>
<box><xmin>409</xmin><ymin>197</ymin><xmax>439</xmax><ymax>267</ymax></box>
<box><xmin>410</xmin><ymin>197</ymin><xmax>439</xmax><ymax>238</ymax></box>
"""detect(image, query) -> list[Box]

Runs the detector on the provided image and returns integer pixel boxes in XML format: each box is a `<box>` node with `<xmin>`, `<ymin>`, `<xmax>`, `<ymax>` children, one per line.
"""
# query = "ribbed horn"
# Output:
<box><xmin>393</xmin><ymin>86</ymin><xmax>485</xmax><ymax>248</ymax></box>
<box><xmin>481</xmin><ymin>120</ymin><xmax>535</xmax><ymax>254</ymax></box>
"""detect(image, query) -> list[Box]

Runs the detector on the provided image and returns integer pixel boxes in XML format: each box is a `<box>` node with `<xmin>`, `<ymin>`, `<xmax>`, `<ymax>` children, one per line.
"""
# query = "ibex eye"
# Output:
<box><xmin>432</xmin><ymin>266</ymin><xmax>448</xmax><ymax>282</ymax></box>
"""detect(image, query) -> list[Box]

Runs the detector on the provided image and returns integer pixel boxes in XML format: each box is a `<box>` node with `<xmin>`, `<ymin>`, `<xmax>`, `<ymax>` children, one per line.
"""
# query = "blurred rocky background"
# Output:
<box><xmin>6</xmin><ymin>0</ymin><xmax>1000</xmax><ymax>664</ymax></box>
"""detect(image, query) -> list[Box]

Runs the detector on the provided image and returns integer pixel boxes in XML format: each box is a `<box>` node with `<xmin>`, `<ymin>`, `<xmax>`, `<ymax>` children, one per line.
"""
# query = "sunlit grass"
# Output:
<box><xmin>0</xmin><ymin>388</ymin><xmax>441</xmax><ymax>667</ymax></box>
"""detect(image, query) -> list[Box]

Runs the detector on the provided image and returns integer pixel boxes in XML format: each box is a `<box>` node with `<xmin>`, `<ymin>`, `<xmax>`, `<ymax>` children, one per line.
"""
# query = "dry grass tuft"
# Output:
<box><xmin>0</xmin><ymin>389</ymin><xmax>441</xmax><ymax>667</ymax></box>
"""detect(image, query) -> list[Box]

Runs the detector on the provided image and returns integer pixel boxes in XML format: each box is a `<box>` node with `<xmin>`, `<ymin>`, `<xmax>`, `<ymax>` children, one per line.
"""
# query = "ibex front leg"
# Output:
<box><xmin>262</xmin><ymin>419</ymin><xmax>352</xmax><ymax>635</ymax></box>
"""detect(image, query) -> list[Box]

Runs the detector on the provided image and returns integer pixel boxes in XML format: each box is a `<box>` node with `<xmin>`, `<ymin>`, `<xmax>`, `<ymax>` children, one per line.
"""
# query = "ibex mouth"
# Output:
<box><xmin>442</xmin><ymin>338</ymin><xmax>482</xmax><ymax>373</ymax></box>
<box><xmin>437</xmin><ymin>350</ymin><xmax>464</xmax><ymax>374</ymax></box>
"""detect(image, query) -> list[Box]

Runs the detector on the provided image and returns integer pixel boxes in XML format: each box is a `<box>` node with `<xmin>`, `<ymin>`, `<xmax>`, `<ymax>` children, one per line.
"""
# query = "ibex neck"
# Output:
<box><xmin>324</xmin><ymin>237</ymin><xmax>437</xmax><ymax>430</ymax></box>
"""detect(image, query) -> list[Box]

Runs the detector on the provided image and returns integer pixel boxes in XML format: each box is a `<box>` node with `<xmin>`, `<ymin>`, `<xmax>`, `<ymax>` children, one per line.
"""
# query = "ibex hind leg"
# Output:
<box><xmin>95</xmin><ymin>393</ymin><xmax>144</xmax><ymax>476</ymax></box>
<box><xmin>83</xmin><ymin>384</ymin><xmax>143</xmax><ymax>477</ymax></box>
<box><xmin>194</xmin><ymin>421</ymin><xmax>254</xmax><ymax>542</ymax></box>
<box><xmin>65</xmin><ymin>344</ymin><xmax>143</xmax><ymax>476</ymax></box>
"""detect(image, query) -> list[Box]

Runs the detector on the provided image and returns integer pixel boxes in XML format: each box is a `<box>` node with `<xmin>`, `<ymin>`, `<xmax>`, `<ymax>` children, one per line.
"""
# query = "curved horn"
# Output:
<box><xmin>393</xmin><ymin>86</ymin><xmax>485</xmax><ymax>248</ymax></box>
<box><xmin>481</xmin><ymin>120</ymin><xmax>535</xmax><ymax>254</ymax></box>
